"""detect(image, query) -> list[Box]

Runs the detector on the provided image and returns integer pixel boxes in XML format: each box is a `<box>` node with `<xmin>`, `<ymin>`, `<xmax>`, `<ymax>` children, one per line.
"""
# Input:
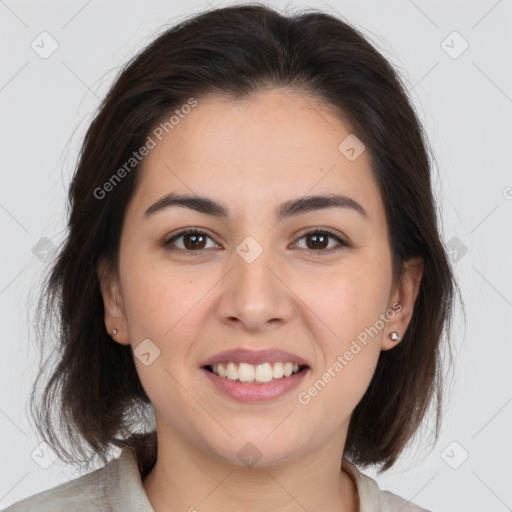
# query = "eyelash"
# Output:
<box><xmin>162</xmin><ymin>227</ymin><xmax>350</xmax><ymax>255</ymax></box>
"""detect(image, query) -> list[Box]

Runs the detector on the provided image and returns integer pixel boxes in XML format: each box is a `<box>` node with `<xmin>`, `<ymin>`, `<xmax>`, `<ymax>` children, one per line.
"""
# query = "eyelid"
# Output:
<box><xmin>293</xmin><ymin>226</ymin><xmax>350</xmax><ymax>248</ymax></box>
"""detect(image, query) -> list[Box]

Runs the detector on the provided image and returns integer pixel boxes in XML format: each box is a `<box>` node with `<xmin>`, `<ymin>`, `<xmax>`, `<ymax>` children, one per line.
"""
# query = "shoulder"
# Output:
<box><xmin>2</xmin><ymin>464</ymin><xmax>111</xmax><ymax>511</ymax></box>
<box><xmin>342</xmin><ymin>459</ymin><xmax>434</xmax><ymax>512</ymax></box>
<box><xmin>2</xmin><ymin>457</ymin><xmax>117</xmax><ymax>512</ymax></box>
<box><xmin>3</xmin><ymin>449</ymin><xmax>153</xmax><ymax>512</ymax></box>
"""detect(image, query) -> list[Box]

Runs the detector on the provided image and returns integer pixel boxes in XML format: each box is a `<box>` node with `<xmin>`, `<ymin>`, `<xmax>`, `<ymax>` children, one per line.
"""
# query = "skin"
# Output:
<box><xmin>97</xmin><ymin>88</ymin><xmax>423</xmax><ymax>512</ymax></box>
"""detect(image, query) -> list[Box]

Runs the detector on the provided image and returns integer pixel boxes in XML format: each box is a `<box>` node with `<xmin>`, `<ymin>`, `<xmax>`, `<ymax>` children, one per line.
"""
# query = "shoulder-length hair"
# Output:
<box><xmin>31</xmin><ymin>3</ymin><xmax>460</xmax><ymax>476</ymax></box>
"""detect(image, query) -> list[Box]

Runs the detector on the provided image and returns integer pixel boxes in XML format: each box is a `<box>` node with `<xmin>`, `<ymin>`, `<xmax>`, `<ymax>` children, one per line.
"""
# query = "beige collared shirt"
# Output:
<box><xmin>3</xmin><ymin>449</ymin><xmax>432</xmax><ymax>511</ymax></box>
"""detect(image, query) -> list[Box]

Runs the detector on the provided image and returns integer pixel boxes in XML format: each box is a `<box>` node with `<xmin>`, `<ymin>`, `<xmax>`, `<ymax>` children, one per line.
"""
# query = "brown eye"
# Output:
<box><xmin>163</xmin><ymin>229</ymin><xmax>219</xmax><ymax>252</ymax></box>
<box><xmin>162</xmin><ymin>227</ymin><xmax>350</xmax><ymax>255</ymax></box>
<box><xmin>294</xmin><ymin>229</ymin><xmax>349</xmax><ymax>252</ymax></box>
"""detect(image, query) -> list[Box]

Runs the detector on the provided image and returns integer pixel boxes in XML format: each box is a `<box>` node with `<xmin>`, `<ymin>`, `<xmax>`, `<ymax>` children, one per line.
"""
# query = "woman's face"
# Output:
<box><xmin>99</xmin><ymin>88</ymin><xmax>422</xmax><ymax>467</ymax></box>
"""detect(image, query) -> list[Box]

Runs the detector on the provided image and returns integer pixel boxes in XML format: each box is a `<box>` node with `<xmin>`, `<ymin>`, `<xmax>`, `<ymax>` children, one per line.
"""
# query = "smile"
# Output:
<box><xmin>205</xmin><ymin>361</ymin><xmax>306</xmax><ymax>384</ymax></box>
<box><xmin>201</xmin><ymin>364</ymin><xmax>309</xmax><ymax>402</ymax></box>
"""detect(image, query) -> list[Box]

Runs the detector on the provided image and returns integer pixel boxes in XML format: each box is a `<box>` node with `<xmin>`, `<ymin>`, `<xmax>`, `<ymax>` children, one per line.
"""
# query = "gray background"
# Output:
<box><xmin>1</xmin><ymin>0</ymin><xmax>511</xmax><ymax>510</ymax></box>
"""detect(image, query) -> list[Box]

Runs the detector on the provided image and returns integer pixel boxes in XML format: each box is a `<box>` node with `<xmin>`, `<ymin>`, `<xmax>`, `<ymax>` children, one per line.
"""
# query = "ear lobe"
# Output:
<box><xmin>381</xmin><ymin>256</ymin><xmax>424</xmax><ymax>351</ymax></box>
<box><xmin>96</xmin><ymin>258</ymin><xmax>130</xmax><ymax>345</ymax></box>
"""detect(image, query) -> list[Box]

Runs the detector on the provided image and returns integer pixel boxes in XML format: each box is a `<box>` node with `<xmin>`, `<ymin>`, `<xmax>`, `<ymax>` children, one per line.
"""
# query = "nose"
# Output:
<box><xmin>216</xmin><ymin>242</ymin><xmax>294</xmax><ymax>332</ymax></box>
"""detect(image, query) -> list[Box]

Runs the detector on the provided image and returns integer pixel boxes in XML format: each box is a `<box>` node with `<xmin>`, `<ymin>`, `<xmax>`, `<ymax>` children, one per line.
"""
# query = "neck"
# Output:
<box><xmin>141</xmin><ymin>424</ymin><xmax>357</xmax><ymax>512</ymax></box>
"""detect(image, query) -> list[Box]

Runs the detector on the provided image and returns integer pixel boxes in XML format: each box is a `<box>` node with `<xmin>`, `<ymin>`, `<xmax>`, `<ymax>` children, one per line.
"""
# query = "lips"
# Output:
<box><xmin>200</xmin><ymin>348</ymin><xmax>311</xmax><ymax>368</ymax></box>
<box><xmin>201</xmin><ymin>365</ymin><xmax>309</xmax><ymax>402</ymax></box>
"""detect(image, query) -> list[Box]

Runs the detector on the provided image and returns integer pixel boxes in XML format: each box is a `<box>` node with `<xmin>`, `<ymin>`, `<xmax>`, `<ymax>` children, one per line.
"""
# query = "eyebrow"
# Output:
<box><xmin>144</xmin><ymin>192</ymin><xmax>368</xmax><ymax>221</ymax></box>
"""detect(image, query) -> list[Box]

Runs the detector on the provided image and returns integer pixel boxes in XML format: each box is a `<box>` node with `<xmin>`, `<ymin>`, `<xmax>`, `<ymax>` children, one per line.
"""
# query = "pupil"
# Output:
<box><xmin>185</xmin><ymin>234</ymin><xmax>205</xmax><ymax>250</ymax></box>
<box><xmin>309</xmin><ymin>234</ymin><xmax>327</xmax><ymax>250</ymax></box>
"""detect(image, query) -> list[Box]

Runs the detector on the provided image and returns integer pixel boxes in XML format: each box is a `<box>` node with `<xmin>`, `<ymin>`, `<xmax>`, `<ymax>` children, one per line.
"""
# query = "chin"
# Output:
<box><xmin>205</xmin><ymin>432</ymin><xmax>305</xmax><ymax>469</ymax></box>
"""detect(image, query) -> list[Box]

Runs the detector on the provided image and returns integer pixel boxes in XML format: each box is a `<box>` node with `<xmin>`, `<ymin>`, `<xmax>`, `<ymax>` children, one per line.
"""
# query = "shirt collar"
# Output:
<box><xmin>110</xmin><ymin>448</ymin><xmax>382</xmax><ymax>512</ymax></box>
<box><xmin>107</xmin><ymin>448</ymin><xmax>155</xmax><ymax>511</ymax></box>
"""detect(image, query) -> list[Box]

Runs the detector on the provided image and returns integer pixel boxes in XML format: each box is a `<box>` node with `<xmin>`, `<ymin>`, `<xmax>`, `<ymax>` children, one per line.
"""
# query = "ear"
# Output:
<box><xmin>97</xmin><ymin>258</ymin><xmax>130</xmax><ymax>345</ymax></box>
<box><xmin>381</xmin><ymin>256</ymin><xmax>424</xmax><ymax>351</ymax></box>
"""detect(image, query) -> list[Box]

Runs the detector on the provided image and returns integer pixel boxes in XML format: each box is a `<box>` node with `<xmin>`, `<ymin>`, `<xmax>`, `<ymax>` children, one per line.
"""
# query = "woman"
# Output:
<box><xmin>5</xmin><ymin>4</ymin><xmax>458</xmax><ymax>511</ymax></box>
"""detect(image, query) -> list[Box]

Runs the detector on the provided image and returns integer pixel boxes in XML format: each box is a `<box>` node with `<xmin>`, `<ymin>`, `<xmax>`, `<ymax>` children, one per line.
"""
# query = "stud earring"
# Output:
<box><xmin>112</xmin><ymin>329</ymin><xmax>117</xmax><ymax>335</ymax></box>
<box><xmin>389</xmin><ymin>332</ymin><xmax>399</xmax><ymax>341</ymax></box>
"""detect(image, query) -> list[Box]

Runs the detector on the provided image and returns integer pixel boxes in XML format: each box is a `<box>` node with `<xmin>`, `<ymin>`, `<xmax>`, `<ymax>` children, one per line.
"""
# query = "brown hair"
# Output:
<box><xmin>30</xmin><ymin>3</ymin><xmax>461</xmax><ymax>476</ymax></box>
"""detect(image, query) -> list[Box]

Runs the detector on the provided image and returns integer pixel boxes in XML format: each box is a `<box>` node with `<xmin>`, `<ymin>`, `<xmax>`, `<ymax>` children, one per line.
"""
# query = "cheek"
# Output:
<box><xmin>120</xmin><ymin>251</ymin><xmax>195</xmax><ymax>340</ymax></box>
<box><xmin>294</xmin><ymin>262</ymin><xmax>391</xmax><ymax>346</ymax></box>
<box><xmin>299</xmin><ymin>348</ymin><xmax>378</xmax><ymax>435</ymax></box>
<box><xmin>295</xmin><ymin>271</ymin><xmax>385</xmax><ymax>427</ymax></box>
<box><xmin>291</xmin><ymin>258</ymin><xmax>390</xmax><ymax>408</ymax></box>
<box><xmin>120</xmin><ymin>263</ymin><xmax>200</xmax><ymax>409</ymax></box>
<box><xmin>119</xmin><ymin>255</ymin><xmax>210</xmax><ymax>385</ymax></box>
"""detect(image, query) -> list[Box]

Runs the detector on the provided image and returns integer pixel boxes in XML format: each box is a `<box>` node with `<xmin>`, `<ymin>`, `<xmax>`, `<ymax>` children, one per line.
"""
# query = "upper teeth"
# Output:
<box><xmin>211</xmin><ymin>362</ymin><xmax>302</xmax><ymax>383</ymax></box>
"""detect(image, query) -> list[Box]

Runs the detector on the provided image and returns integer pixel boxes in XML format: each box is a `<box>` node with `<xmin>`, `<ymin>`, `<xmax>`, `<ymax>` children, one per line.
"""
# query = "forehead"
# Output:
<box><xmin>129</xmin><ymin>89</ymin><xmax>385</xmax><ymax>224</ymax></box>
